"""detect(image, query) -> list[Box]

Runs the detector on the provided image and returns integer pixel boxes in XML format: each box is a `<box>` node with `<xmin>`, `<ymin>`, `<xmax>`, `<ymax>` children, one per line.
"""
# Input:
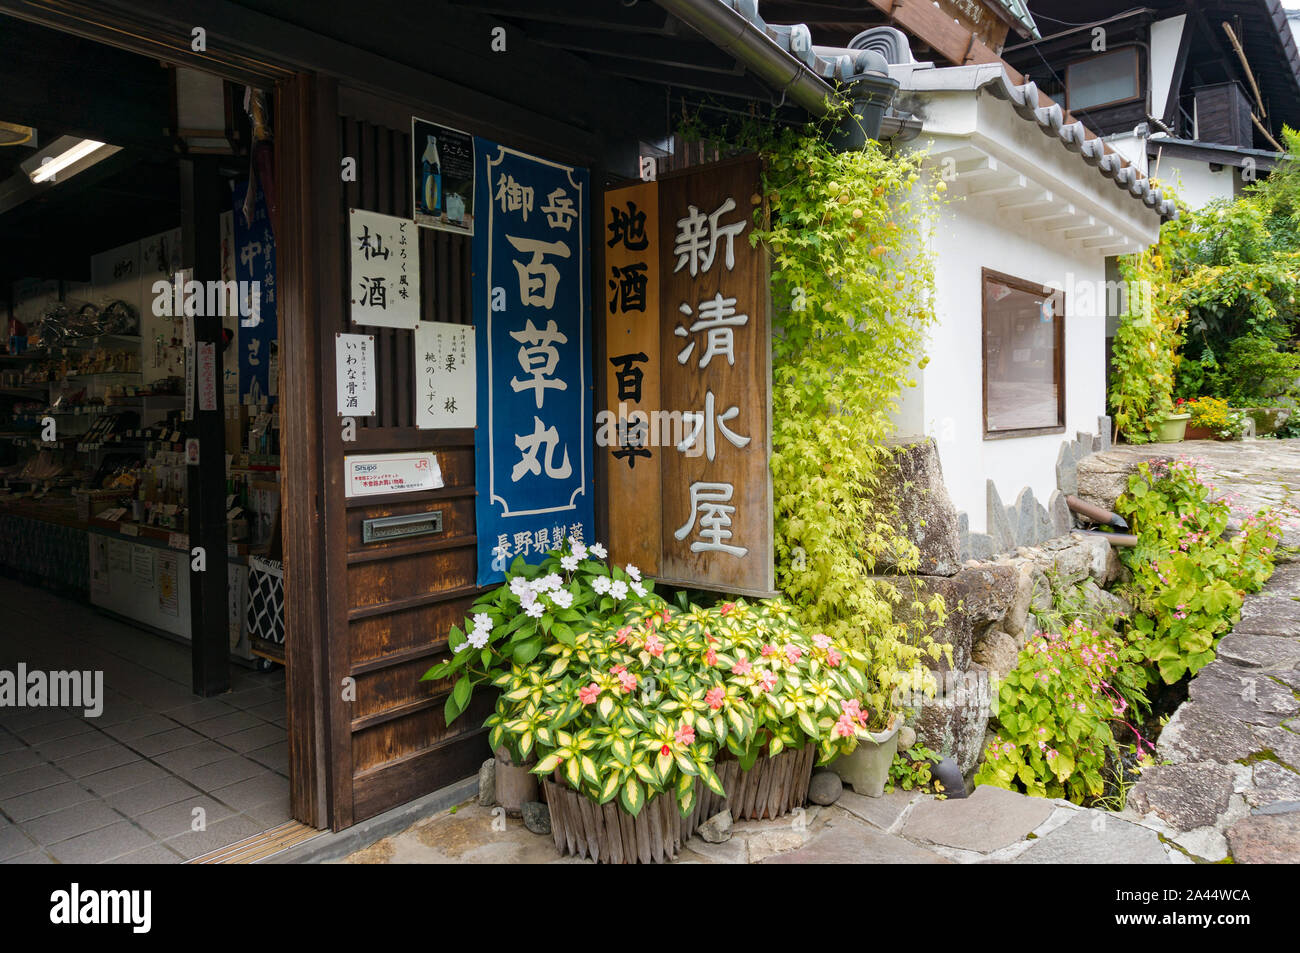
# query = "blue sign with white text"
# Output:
<box><xmin>232</xmin><ymin>180</ymin><xmax>277</xmax><ymax>404</ymax></box>
<box><xmin>472</xmin><ymin>138</ymin><xmax>594</xmax><ymax>586</ymax></box>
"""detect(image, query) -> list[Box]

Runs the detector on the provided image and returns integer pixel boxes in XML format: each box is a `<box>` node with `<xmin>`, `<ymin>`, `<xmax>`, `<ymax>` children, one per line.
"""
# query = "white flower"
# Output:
<box><xmin>560</xmin><ymin>554</ymin><xmax>579</xmax><ymax>572</ymax></box>
<box><xmin>550</xmin><ymin>589</ymin><xmax>574</xmax><ymax>609</ymax></box>
<box><xmin>509</xmin><ymin>577</ymin><xmax>531</xmax><ymax>598</ymax></box>
<box><xmin>589</xmin><ymin>542</ymin><xmax>607</xmax><ymax>559</ymax></box>
<box><xmin>519</xmin><ymin>588</ymin><xmax>537</xmax><ymax>608</ymax></box>
<box><xmin>570</xmin><ymin>538</ymin><xmax>588</xmax><ymax>560</ymax></box>
<box><xmin>591</xmin><ymin>576</ymin><xmax>612</xmax><ymax>595</ymax></box>
<box><xmin>538</xmin><ymin>573</ymin><xmax>563</xmax><ymax>592</ymax></box>
<box><xmin>610</xmin><ymin>580</ymin><xmax>629</xmax><ymax>601</ymax></box>
<box><xmin>625</xmin><ymin>564</ymin><xmax>641</xmax><ymax>582</ymax></box>
<box><xmin>467</xmin><ymin>627</ymin><xmax>490</xmax><ymax>649</ymax></box>
<box><xmin>455</xmin><ymin>638</ymin><xmax>472</xmax><ymax>653</ymax></box>
<box><xmin>525</xmin><ymin>601</ymin><xmax>545</xmax><ymax>619</ymax></box>
<box><xmin>631</xmin><ymin>581</ymin><xmax>647</xmax><ymax>598</ymax></box>
<box><xmin>473</xmin><ymin>613</ymin><xmax>493</xmax><ymax>633</ymax></box>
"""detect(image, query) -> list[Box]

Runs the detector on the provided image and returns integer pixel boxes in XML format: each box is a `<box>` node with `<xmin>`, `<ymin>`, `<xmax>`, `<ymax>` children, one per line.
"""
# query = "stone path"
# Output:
<box><xmin>340</xmin><ymin>439</ymin><xmax>1300</xmax><ymax>865</ymax></box>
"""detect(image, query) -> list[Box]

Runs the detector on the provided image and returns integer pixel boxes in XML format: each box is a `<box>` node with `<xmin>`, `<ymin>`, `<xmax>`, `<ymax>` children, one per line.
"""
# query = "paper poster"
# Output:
<box><xmin>219</xmin><ymin>209</ymin><xmax>240</xmax><ymax>400</ymax></box>
<box><xmin>157</xmin><ymin>551</ymin><xmax>179</xmax><ymax>617</ymax></box>
<box><xmin>345</xmin><ymin>452</ymin><xmax>445</xmax><ymax>497</ymax></box>
<box><xmin>414</xmin><ymin>321</ymin><xmax>476</xmax><ymax>429</ymax></box>
<box><xmin>90</xmin><ymin>536</ymin><xmax>110</xmax><ymax>597</ymax></box>
<box><xmin>412</xmin><ymin>118</ymin><xmax>475</xmax><ymax>234</ymax></box>
<box><xmin>472</xmin><ymin>138</ymin><xmax>594</xmax><ymax>586</ymax></box>
<box><xmin>131</xmin><ymin>544</ymin><xmax>156</xmax><ymax>590</ymax></box>
<box><xmin>198</xmin><ymin>341</ymin><xmax>217</xmax><ymax>412</ymax></box>
<box><xmin>335</xmin><ymin>333</ymin><xmax>376</xmax><ymax>417</ymax></box>
<box><xmin>349</xmin><ymin>208</ymin><xmax>419</xmax><ymax>329</ymax></box>
<box><xmin>108</xmin><ymin>538</ymin><xmax>131</xmax><ymax>573</ymax></box>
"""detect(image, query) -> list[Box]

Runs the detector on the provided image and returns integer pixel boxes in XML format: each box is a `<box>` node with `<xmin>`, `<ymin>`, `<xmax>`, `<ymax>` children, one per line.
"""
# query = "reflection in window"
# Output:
<box><xmin>983</xmin><ymin>271</ymin><xmax>1063</xmax><ymax>436</ymax></box>
<box><xmin>1066</xmin><ymin>48</ymin><xmax>1140</xmax><ymax>112</ymax></box>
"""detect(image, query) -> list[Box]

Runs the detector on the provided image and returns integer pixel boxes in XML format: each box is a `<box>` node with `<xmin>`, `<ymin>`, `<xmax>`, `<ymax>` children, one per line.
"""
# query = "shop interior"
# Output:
<box><xmin>0</xmin><ymin>16</ymin><xmax>292</xmax><ymax>863</ymax></box>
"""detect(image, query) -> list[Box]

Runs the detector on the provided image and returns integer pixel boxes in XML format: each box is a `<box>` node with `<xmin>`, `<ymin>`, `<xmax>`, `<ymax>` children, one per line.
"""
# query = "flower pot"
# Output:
<box><xmin>1184</xmin><ymin>424</ymin><xmax>1216</xmax><ymax>441</ymax></box>
<box><xmin>709</xmin><ymin>744</ymin><xmax>817</xmax><ymax>820</ymax></box>
<box><xmin>828</xmin><ymin>724</ymin><xmax>899</xmax><ymax>798</ymax></box>
<box><xmin>493</xmin><ymin>746</ymin><xmax>538</xmax><ymax>817</ymax></box>
<box><xmin>1154</xmin><ymin>412</ymin><xmax>1190</xmax><ymax>443</ymax></box>
<box><xmin>543</xmin><ymin>777</ymin><xmax>702</xmax><ymax>864</ymax></box>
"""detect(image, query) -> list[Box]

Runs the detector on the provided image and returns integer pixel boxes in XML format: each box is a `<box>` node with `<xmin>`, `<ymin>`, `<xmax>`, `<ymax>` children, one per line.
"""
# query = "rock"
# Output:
<box><xmin>477</xmin><ymin>758</ymin><xmax>496</xmax><ymax>807</ymax></box>
<box><xmin>1236</xmin><ymin>596</ymin><xmax>1300</xmax><ymax>638</ymax></box>
<box><xmin>1157</xmin><ymin>702</ymin><xmax>1275</xmax><ymax>765</ymax></box>
<box><xmin>930</xmin><ymin>757</ymin><xmax>968</xmax><ymax>798</ymax></box>
<box><xmin>987</xmin><ymin>481</ymin><xmax>1016</xmax><ymax>555</ymax></box>
<box><xmin>1056</xmin><ymin>442</ymin><xmax>1079</xmax><ymax>497</ymax></box>
<box><xmin>902</xmin><ymin>784</ymin><xmax>1053</xmax><ymax>852</ymax></box>
<box><xmin>972</xmin><ymin>629</ymin><xmax>1019</xmax><ymax>681</ymax></box>
<box><xmin>873</xmin><ymin>439</ymin><xmax>962</xmax><ymax>577</ymax></box>
<box><xmin>897</xmin><ymin>725</ymin><xmax>917</xmax><ymax>750</ymax></box>
<box><xmin>1216</xmin><ymin>632</ymin><xmax>1300</xmax><ymax>670</ymax></box>
<box><xmin>698</xmin><ymin>809</ymin><xmax>733</xmax><ymax>844</ymax></box>
<box><xmin>1015</xmin><ymin>488</ymin><xmax>1039</xmax><ymax>547</ymax></box>
<box><xmin>911</xmin><ymin>671</ymin><xmax>993</xmax><ymax>776</ymax></box>
<box><xmin>1187</xmin><ymin>662</ymin><xmax>1300</xmax><ymax>727</ymax></box>
<box><xmin>1074</xmin><ymin>534</ymin><xmax>1112</xmax><ymax>585</ymax></box>
<box><xmin>761</xmin><ymin>817</ymin><xmax>951</xmax><ymax>864</ymax></box>
<box><xmin>872</xmin><ymin>563</ymin><xmax>1018</xmax><ymax>673</ymax></box>
<box><xmin>966</xmin><ymin>532</ymin><xmax>994</xmax><ymax>562</ymax></box>
<box><xmin>1174</xmin><ymin>827</ymin><xmax>1229</xmax><ymax>862</ymax></box>
<box><xmin>1040</xmin><ymin>537</ymin><xmax>1093</xmax><ymax>587</ymax></box>
<box><xmin>808</xmin><ymin>770</ymin><xmax>843</xmax><ymax>806</ymax></box>
<box><xmin>1078</xmin><ymin>580</ymin><xmax>1132</xmax><ymax>622</ymax></box>
<box><xmin>1017</xmin><ymin>810</ymin><xmax>1173</xmax><ymax>864</ymax></box>
<box><xmin>1226</xmin><ymin>811</ymin><xmax>1300</xmax><ymax>863</ymax></box>
<box><xmin>1097</xmin><ymin>415</ymin><xmax>1113</xmax><ymax>451</ymax></box>
<box><xmin>1048</xmin><ymin>490</ymin><xmax>1072</xmax><ymax>538</ymax></box>
<box><xmin>1247</xmin><ymin>761</ymin><xmax>1300</xmax><ymax>807</ymax></box>
<box><xmin>1076</xmin><ymin>450</ymin><xmax>1171</xmax><ymax>512</ymax></box>
<box><xmin>1127</xmin><ymin>764</ymin><xmax>1235</xmax><ymax>832</ymax></box>
<box><xmin>521</xmin><ymin>801</ymin><xmax>551</xmax><ymax>835</ymax></box>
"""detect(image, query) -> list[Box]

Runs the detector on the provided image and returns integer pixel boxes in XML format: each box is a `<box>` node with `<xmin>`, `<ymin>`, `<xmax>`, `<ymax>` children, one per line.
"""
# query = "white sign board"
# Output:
<box><xmin>414</xmin><ymin>320</ymin><xmax>476</xmax><ymax>429</ymax></box>
<box><xmin>349</xmin><ymin>208</ymin><xmax>419</xmax><ymax>329</ymax></box>
<box><xmin>345</xmin><ymin>452</ymin><xmax>445</xmax><ymax>498</ymax></box>
<box><xmin>336</xmin><ymin>332</ymin><xmax>376</xmax><ymax>417</ymax></box>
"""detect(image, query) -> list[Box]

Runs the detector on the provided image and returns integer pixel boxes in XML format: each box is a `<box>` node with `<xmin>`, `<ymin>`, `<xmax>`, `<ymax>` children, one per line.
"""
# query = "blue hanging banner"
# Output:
<box><xmin>232</xmin><ymin>180</ymin><xmax>278</xmax><ymax>404</ymax></box>
<box><xmin>472</xmin><ymin>138</ymin><xmax>594</xmax><ymax>587</ymax></box>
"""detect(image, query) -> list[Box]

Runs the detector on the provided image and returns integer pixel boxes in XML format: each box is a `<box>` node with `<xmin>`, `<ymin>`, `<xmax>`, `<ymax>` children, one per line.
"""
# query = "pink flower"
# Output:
<box><xmin>610</xmin><ymin>664</ymin><xmax>626</xmax><ymax>676</ymax></box>
<box><xmin>785</xmin><ymin>645</ymin><xmax>803</xmax><ymax>664</ymax></box>
<box><xmin>660</xmin><ymin>744</ymin><xmax>671</xmax><ymax>756</ymax></box>
<box><xmin>645</xmin><ymin>634</ymin><xmax>664</xmax><ymax>658</ymax></box>
<box><xmin>731</xmin><ymin>656</ymin><xmax>752</xmax><ymax>675</ymax></box>
<box><xmin>813</xmin><ymin>633</ymin><xmax>831</xmax><ymax>649</ymax></box>
<box><xmin>760</xmin><ymin>644</ymin><xmax>776</xmax><ymax>658</ymax></box>
<box><xmin>617</xmin><ymin>671</ymin><xmax>637</xmax><ymax>693</ymax></box>
<box><xmin>720</xmin><ymin>603</ymin><xmax>735</xmax><ymax>615</ymax></box>
<box><xmin>704</xmin><ymin>648</ymin><xmax>717</xmax><ymax>667</ymax></box>
<box><xmin>578</xmin><ymin>683</ymin><xmax>600</xmax><ymax>705</ymax></box>
<box><xmin>706</xmin><ymin>686</ymin><xmax>726</xmax><ymax>710</ymax></box>
<box><xmin>841</xmin><ymin>698</ymin><xmax>862</xmax><ymax>721</ymax></box>
<box><xmin>759</xmin><ymin>671</ymin><xmax>778</xmax><ymax>693</ymax></box>
<box><xmin>615</xmin><ymin>626</ymin><xmax>632</xmax><ymax>645</ymax></box>
<box><xmin>826</xmin><ymin>649</ymin><xmax>842</xmax><ymax>668</ymax></box>
<box><xmin>833</xmin><ymin>713</ymin><xmax>857</xmax><ymax>738</ymax></box>
<box><xmin>675</xmin><ymin>724</ymin><xmax>695</xmax><ymax>746</ymax></box>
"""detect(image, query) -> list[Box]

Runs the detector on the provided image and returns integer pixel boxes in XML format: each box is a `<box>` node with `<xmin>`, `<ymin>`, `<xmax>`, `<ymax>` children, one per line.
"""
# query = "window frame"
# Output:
<box><xmin>981</xmin><ymin>267</ymin><xmax>1066</xmax><ymax>441</ymax></box>
<box><xmin>1064</xmin><ymin>46</ymin><xmax>1143</xmax><ymax>113</ymax></box>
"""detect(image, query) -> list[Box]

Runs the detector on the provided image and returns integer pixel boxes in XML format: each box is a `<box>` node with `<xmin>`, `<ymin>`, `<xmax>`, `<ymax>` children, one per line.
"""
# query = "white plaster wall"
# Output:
<box><xmin>897</xmin><ymin>202</ymin><xmax>1109</xmax><ymax>532</ymax></box>
<box><xmin>1153</xmin><ymin>154</ymin><xmax>1237</xmax><ymax>210</ymax></box>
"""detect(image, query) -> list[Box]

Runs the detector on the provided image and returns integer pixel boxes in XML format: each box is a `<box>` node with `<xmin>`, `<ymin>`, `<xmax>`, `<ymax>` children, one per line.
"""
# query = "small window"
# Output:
<box><xmin>1066</xmin><ymin>48</ymin><xmax>1140</xmax><ymax>112</ymax></box>
<box><xmin>983</xmin><ymin>269</ymin><xmax>1064</xmax><ymax>439</ymax></box>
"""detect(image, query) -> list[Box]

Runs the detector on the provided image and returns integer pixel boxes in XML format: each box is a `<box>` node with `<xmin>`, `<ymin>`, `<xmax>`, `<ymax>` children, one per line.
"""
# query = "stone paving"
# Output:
<box><xmin>342</xmin><ymin>439</ymin><xmax>1300</xmax><ymax>865</ymax></box>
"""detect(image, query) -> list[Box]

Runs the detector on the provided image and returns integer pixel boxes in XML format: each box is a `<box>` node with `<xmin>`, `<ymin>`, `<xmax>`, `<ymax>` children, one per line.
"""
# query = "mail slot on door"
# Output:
<box><xmin>362</xmin><ymin>510</ymin><xmax>444</xmax><ymax>544</ymax></box>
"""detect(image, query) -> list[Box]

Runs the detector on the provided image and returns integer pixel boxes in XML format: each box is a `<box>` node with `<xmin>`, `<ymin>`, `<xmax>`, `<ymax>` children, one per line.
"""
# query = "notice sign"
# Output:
<box><xmin>349</xmin><ymin>208</ymin><xmax>419</xmax><ymax>329</ymax></box>
<box><xmin>658</xmin><ymin>156</ymin><xmax>774</xmax><ymax>596</ymax></box>
<box><xmin>414</xmin><ymin>320</ymin><xmax>476</xmax><ymax>429</ymax></box>
<box><xmin>472</xmin><ymin>138</ymin><xmax>594</xmax><ymax>586</ymax></box>
<box><xmin>345</xmin><ymin>452</ymin><xmax>445</xmax><ymax>498</ymax></box>
<box><xmin>336</xmin><ymin>333</ymin><xmax>376</xmax><ymax>417</ymax></box>
<box><xmin>413</xmin><ymin>118</ymin><xmax>475</xmax><ymax>235</ymax></box>
<box><xmin>197</xmin><ymin>341</ymin><xmax>217</xmax><ymax>412</ymax></box>
<box><xmin>603</xmin><ymin>180</ymin><xmax>662</xmax><ymax>575</ymax></box>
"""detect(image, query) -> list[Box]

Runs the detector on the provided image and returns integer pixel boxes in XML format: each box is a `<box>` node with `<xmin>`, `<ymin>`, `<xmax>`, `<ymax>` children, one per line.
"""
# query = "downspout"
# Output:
<box><xmin>650</xmin><ymin>0</ymin><xmax>838</xmax><ymax>115</ymax></box>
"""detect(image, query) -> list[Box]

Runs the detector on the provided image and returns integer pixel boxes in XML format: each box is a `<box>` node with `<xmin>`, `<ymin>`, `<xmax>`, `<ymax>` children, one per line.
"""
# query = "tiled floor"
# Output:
<box><xmin>0</xmin><ymin>576</ymin><xmax>288</xmax><ymax>863</ymax></box>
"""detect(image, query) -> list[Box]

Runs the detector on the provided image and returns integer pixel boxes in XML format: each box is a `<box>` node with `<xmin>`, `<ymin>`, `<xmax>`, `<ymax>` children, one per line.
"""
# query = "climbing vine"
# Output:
<box><xmin>682</xmin><ymin>101</ymin><xmax>948</xmax><ymax>729</ymax></box>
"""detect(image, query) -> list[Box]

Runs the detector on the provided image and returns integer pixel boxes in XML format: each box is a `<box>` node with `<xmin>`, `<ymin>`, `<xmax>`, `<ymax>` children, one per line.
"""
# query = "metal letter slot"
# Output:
<box><xmin>362</xmin><ymin>510</ymin><xmax>443</xmax><ymax>544</ymax></box>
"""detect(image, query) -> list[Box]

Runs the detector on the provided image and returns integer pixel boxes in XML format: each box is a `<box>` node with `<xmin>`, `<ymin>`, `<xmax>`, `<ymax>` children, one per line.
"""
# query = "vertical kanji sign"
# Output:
<box><xmin>232</xmin><ymin>180</ymin><xmax>277</xmax><ymax>403</ymax></box>
<box><xmin>349</xmin><ymin>209</ymin><xmax>420</xmax><ymax>329</ymax></box>
<box><xmin>472</xmin><ymin>139</ymin><xmax>594</xmax><ymax>587</ymax></box>
<box><xmin>603</xmin><ymin>180</ymin><xmax>661</xmax><ymax>574</ymax></box>
<box><xmin>658</xmin><ymin>156</ymin><xmax>774</xmax><ymax>596</ymax></box>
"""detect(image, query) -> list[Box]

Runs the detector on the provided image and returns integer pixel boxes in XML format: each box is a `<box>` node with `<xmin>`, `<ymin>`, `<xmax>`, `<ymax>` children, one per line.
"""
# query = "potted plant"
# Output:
<box><xmin>827</xmin><ymin>719</ymin><xmax>899</xmax><ymax>798</ymax></box>
<box><xmin>421</xmin><ymin>537</ymin><xmax>651</xmax><ymax>815</ymax></box>
<box><xmin>1154</xmin><ymin>410</ymin><xmax>1190</xmax><ymax>443</ymax></box>
<box><xmin>1183</xmin><ymin>396</ymin><xmax>1250</xmax><ymax>441</ymax></box>
<box><xmin>486</xmin><ymin>592</ymin><xmax>873</xmax><ymax>863</ymax></box>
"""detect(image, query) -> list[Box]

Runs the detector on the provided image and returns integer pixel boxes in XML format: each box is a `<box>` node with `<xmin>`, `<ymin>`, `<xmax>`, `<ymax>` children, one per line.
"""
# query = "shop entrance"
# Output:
<box><xmin>0</xmin><ymin>16</ymin><xmax>296</xmax><ymax>862</ymax></box>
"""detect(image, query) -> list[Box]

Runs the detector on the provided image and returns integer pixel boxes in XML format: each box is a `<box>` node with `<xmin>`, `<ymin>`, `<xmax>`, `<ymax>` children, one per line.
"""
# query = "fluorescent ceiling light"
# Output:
<box><xmin>29</xmin><ymin>138</ymin><xmax>107</xmax><ymax>183</ymax></box>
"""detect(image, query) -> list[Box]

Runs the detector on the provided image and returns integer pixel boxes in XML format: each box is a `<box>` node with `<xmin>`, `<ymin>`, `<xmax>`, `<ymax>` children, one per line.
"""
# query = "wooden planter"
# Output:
<box><xmin>542</xmin><ymin>745</ymin><xmax>816</xmax><ymax>863</ymax></box>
